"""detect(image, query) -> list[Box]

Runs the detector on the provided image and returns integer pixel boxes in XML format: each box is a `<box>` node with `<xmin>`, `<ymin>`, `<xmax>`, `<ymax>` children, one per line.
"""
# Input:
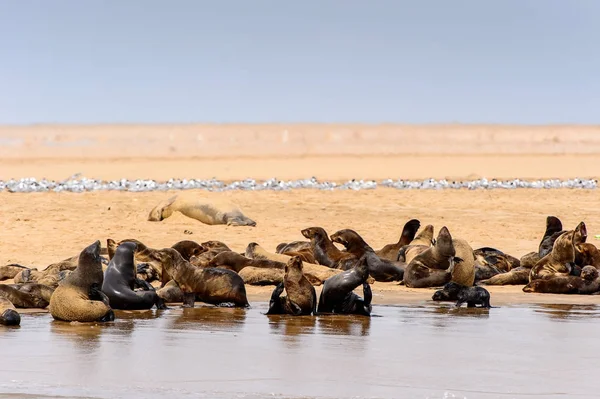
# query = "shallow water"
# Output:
<box><xmin>1</xmin><ymin>303</ymin><xmax>599</xmax><ymax>399</ymax></box>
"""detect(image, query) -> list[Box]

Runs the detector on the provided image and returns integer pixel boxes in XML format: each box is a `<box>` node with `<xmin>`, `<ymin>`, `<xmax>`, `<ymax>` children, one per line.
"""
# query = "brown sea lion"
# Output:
<box><xmin>189</xmin><ymin>240</ymin><xmax>232</xmax><ymax>266</ymax></box>
<box><xmin>523</xmin><ymin>265</ymin><xmax>600</xmax><ymax>294</ymax></box>
<box><xmin>0</xmin><ymin>298</ymin><xmax>20</xmax><ymax>326</ymax></box>
<box><xmin>208</xmin><ymin>251</ymin><xmax>285</xmax><ymax>273</ymax></box>
<box><xmin>375</xmin><ymin>219</ymin><xmax>421</xmax><ymax>261</ymax></box>
<box><xmin>280</xmin><ymin>248</ymin><xmax>317</xmax><ymax>264</ymax></box>
<box><xmin>450</xmin><ymin>239</ymin><xmax>476</xmax><ymax>287</ymax></box>
<box><xmin>330</xmin><ymin>229</ymin><xmax>404</xmax><ymax>282</ymax></box>
<box><xmin>49</xmin><ymin>241</ymin><xmax>115</xmax><ymax>322</ymax></box>
<box><xmin>147</xmin><ymin>193</ymin><xmax>256</xmax><ymax>226</ymax></box>
<box><xmin>473</xmin><ymin>247</ymin><xmax>520</xmax><ymax>282</ymax></box>
<box><xmin>15</xmin><ymin>283</ymin><xmax>55</xmax><ymax>303</ymax></box>
<box><xmin>575</xmin><ymin>243</ymin><xmax>600</xmax><ymax>268</ymax></box>
<box><xmin>397</xmin><ymin>224</ymin><xmax>435</xmax><ymax>263</ymax></box>
<box><xmin>245</xmin><ymin>243</ymin><xmax>341</xmax><ymax>285</ymax></box>
<box><xmin>276</xmin><ymin>241</ymin><xmax>311</xmax><ymax>254</ymax></box>
<box><xmin>539</xmin><ymin>216</ymin><xmax>565</xmax><ymax>257</ymax></box>
<box><xmin>107</xmin><ymin>238</ymin><xmax>167</xmax><ymax>285</ymax></box>
<box><xmin>148</xmin><ymin>248</ymin><xmax>249</xmax><ymax>307</ymax></box>
<box><xmin>0</xmin><ymin>284</ymin><xmax>49</xmax><ymax>308</ymax></box>
<box><xmin>171</xmin><ymin>240</ymin><xmax>205</xmax><ymax>261</ymax></box>
<box><xmin>0</xmin><ymin>264</ymin><xmax>29</xmax><ymax>281</ymax></box>
<box><xmin>266</xmin><ymin>256</ymin><xmax>317</xmax><ymax>315</ymax></box>
<box><xmin>301</xmin><ymin>227</ymin><xmax>357</xmax><ymax>270</ymax></box>
<box><xmin>403</xmin><ymin>227</ymin><xmax>456</xmax><ymax>288</ymax></box>
<box><xmin>156</xmin><ymin>280</ymin><xmax>184</xmax><ymax>303</ymax></box>
<box><xmin>530</xmin><ymin>222</ymin><xmax>586</xmax><ymax>281</ymax></box>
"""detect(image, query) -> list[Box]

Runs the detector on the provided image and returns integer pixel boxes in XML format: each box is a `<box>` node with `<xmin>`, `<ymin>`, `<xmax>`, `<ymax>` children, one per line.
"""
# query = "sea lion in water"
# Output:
<box><xmin>403</xmin><ymin>227</ymin><xmax>456</xmax><ymax>288</ymax></box>
<box><xmin>147</xmin><ymin>193</ymin><xmax>256</xmax><ymax>226</ymax></box>
<box><xmin>49</xmin><ymin>241</ymin><xmax>115</xmax><ymax>323</ymax></box>
<box><xmin>0</xmin><ymin>298</ymin><xmax>20</xmax><ymax>326</ymax></box>
<box><xmin>317</xmin><ymin>254</ymin><xmax>372</xmax><ymax>316</ymax></box>
<box><xmin>0</xmin><ymin>284</ymin><xmax>49</xmax><ymax>308</ymax></box>
<box><xmin>530</xmin><ymin>222</ymin><xmax>587</xmax><ymax>281</ymax></box>
<box><xmin>397</xmin><ymin>224</ymin><xmax>435</xmax><ymax>263</ymax></box>
<box><xmin>301</xmin><ymin>227</ymin><xmax>357</xmax><ymax>270</ymax></box>
<box><xmin>101</xmin><ymin>242</ymin><xmax>167</xmax><ymax>310</ymax></box>
<box><xmin>455</xmin><ymin>286</ymin><xmax>492</xmax><ymax>308</ymax></box>
<box><xmin>450</xmin><ymin>239</ymin><xmax>476</xmax><ymax>287</ymax></box>
<box><xmin>149</xmin><ymin>248</ymin><xmax>249</xmax><ymax>307</ymax></box>
<box><xmin>266</xmin><ymin>256</ymin><xmax>317</xmax><ymax>315</ymax></box>
<box><xmin>523</xmin><ymin>266</ymin><xmax>600</xmax><ymax>294</ymax></box>
<box><xmin>208</xmin><ymin>251</ymin><xmax>285</xmax><ymax>273</ymax></box>
<box><xmin>330</xmin><ymin>229</ymin><xmax>404</xmax><ymax>282</ymax></box>
<box><xmin>0</xmin><ymin>264</ymin><xmax>29</xmax><ymax>281</ymax></box>
<box><xmin>375</xmin><ymin>219</ymin><xmax>421</xmax><ymax>261</ymax></box>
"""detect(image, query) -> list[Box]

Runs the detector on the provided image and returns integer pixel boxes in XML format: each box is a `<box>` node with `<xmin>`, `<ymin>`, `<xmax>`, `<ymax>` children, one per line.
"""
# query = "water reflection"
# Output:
<box><xmin>168</xmin><ymin>306</ymin><xmax>248</xmax><ymax>332</ymax></box>
<box><xmin>316</xmin><ymin>314</ymin><xmax>371</xmax><ymax>336</ymax></box>
<box><xmin>533</xmin><ymin>304</ymin><xmax>600</xmax><ymax>321</ymax></box>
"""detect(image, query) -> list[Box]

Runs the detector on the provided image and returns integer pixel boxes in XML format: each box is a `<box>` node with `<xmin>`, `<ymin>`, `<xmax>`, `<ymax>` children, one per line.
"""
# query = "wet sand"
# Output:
<box><xmin>2</xmin><ymin>303</ymin><xmax>600</xmax><ymax>399</ymax></box>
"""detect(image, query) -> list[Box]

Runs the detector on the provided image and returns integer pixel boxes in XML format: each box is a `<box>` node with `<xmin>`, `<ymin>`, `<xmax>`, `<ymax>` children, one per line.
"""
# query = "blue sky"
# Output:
<box><xmin>0</xmin><ymin>1</ymin><xmax>598</xmax><ymax>124</ymax></box>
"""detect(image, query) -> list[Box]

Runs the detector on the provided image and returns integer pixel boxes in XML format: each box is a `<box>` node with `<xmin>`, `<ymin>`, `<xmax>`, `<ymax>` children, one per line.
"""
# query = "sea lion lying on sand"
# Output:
<box><xmin>523</xmin><ymin>265</ymin><xmax>600</xmax><ymax>294</ymax></box>
<box><xmin>0</xmin><ymin>264</ymin><xmax>29</xmax><ymax>281</ymax></box>
<box><xmin>0</xmin><ymin>298</ymin><xmax>20</xmax><ymax>326</ymax></box>
<box><xmin>0</xmin><ymin>284</ymin><xmax>49</xmax><ymax>308</ymax></box>
<box><xmin>530</xmin><ymin>222</ymin><xmax>586</xmax><ymax>281</ymax></box>
<box><xmin>397</xmin><ymin>224</ymin><xmax>435</xmax><ymax>263</ymax></box>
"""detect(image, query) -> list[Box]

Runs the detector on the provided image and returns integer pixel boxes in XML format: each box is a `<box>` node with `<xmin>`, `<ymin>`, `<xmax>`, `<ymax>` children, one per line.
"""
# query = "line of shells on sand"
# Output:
<box><xmin>0</xmin><ymin>175</ymin><xmax>597</xmax><ymax>193</ymax></box>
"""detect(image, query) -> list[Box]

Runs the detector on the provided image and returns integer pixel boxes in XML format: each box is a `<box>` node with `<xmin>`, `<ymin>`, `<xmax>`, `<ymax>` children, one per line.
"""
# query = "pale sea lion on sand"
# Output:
<box><xmin>266</xmin><ymin>256</ymin><xmax>317</xmax><ymax>315</ymax></box>
<box><xmin>148</xmin><ymin>193</ymin><xmax>256</xmax><ymax>226</ymax></box>
<box><xmin>238</xmin><ymin>267</ymin><xmax>284</xmax><ymax>286</ymax></box>
<box><xmin>375</xmin><ymin>219</ymin><xmax>421</xmax><ymax>261</ymax></box>
<box><xmin>397</xmin><ymin>224</ymin><xmax>434</xmax><ymax>263</ymax></box>
<box><xmin>49</xmin><ymin>241</ymin><xmax>115</xmax><ymax>323</ymax></box>
<box><xmin>0</xmin><ymin>264</ymin><xmax>29</xmax><ymax>281</ymax></box>
<box><xmin>450</xmin><ymin>239</ymin><xmax>476</xmax><ymax>287</ymax></box>
<box><xmin>0</xmin><ymin>297</ymin><xmax>20</xmax><ymax>326</ymax></box>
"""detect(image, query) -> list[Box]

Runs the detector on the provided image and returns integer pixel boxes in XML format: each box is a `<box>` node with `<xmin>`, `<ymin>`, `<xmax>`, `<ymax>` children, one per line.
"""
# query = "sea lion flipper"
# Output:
<box><xmin>182</xmin><ymin>293</ymin><xmax>195</xmax><ymax>308</ymax></box>
<box><xmin>362</xmin><ymin>283</ymin><xmax>372</xmax><ymax>307</ymax></box>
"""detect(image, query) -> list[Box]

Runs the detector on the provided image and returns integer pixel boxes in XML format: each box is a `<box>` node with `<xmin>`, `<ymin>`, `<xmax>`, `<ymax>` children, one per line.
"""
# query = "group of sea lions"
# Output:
<box><xmin>1</xmin><ymin>215</ymin><xmax>598</xmax><ymax>326</ymax></box>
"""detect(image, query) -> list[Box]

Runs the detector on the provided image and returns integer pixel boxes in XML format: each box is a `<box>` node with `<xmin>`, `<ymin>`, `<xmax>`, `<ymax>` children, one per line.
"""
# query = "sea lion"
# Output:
<box><xmin>375</xmin><ymin>219</ymin><xmax>421</xmax><ymax>261</ymax></box>
<box><xmin>0</xmin><ymin>264</ymin><xmax>29</xmax><ymax>281</ymax></box>
<box><xmin>245</xmin><ymin>243</ymin><xmax>341</xmax><ymax>285</ymax></box>
<box><xmin>0</xmin><ymin>284</ymin><xmax>49</xmax><ymax>308</ymax></box>
<box><xmin>473</xmin><ymin>247</ymin><xmax>519</xmax><ymax>282</ymax></box>
<box><xmin>301</xmin><ymin>227</ymin><xmax>357</xmax><ymax>270</ymax></box>
<box><xmin>530</xmin><ymin>222</ymin><xmax>587</xmax><ymax>281</ymax></box>
<box><xmin>397</xmin><ymin>224</ymin><xmax>435</xmax><ymax>263</ymax></box>
<box><xmin>266</xmin><ymin>256</ymin><xmax>317</xmax><ymax>315</ymax></box>
<box><xmin>539</xmin><ymin>216</ymin><xmax>565</xmax><ymax>257</ymax></box>
<box><xmin>276</xmin><ymin>241</ymin><xmax>311</xmax><ymax>254</ymax></box>
<box><xmin>432</xmin><ymin>281</ymin><xmax>466</xmax><ymax>302</ymax></box>
<box><xmin>238</xmin><ymin>267</ymin><xmax>284</xmax><ymax>285</ymax></box>
<box><xmin>279</xmin><ymin>249</ymin><xmax>317</xmax><ymax>264</ymax></box>
<box><xmin>523</xmin><ymin>266</ymin><xmax>600</xmax><ymax>294</ymax></box>
<box><xmin>316</xmin><ymin>254</ymin><xmax>372</xmax><ymax>316</ymax></box>
<box><xmin>189</xmin><ymin>240</ymin><xmax>232</xmax><ymax>266</ymax></box>
<box><xmin>102</xmin><ymin>242</ymin><xmax>167</xmax><ymax>310</ymax></box>
<box><xmin>575</xmin><ymin>243</ymin><xmax>600</xmax><ymax>268</ymax></box>
<box><xmin>148</xmin><ymin>248</ymin><xmax>249</xmax><ymax>307</ymax></box>
<box><xmin>450</xmin><ymin>239</ymin><xmax>476</xmax><ymax>287</ymax></box>
<box><xmin>147</xmin><ymin>193</ymin><xmax>256</xmax><ymax>226</ymax></box>
<box><xmin>455</xmin><ymin>286</ymin><xmax>492</xmax><ymax>308</ymax></box>
<box><xmin>0</xmin><ymin>298</ymin><xmax>20</xmax><ymax>326</ymax></box>
<box><xmin>14</xmin><ymin>283</ymin><xmax>55</xmax><ymax>303</ymax></box>
<box><xmin>156</xmin><ymin>280</ymin><xmax>184</xmax><ymax>303</ymax></box>
<box><xmin>330</xmin><ymin>229</ymin><xmax>404</xmax><ymax>282</ymax></box>
<box><xmin>208</xmin><ymin>251</ymin><xmax>285</xmax><ymax>273</ymax></box>
<box><xmin>49</xmin><ymin>241</ymin><xmax>115</xmax><ymax>323</ymax></box>
<box><xmin>403</xmin><ymin>227</ymin><xmax>456</xmax><ymax>288</ymax></box>
<box><xmin>107</xmin><ymin>238</ymin><xmax>168</xmax><ymax>285</ymax></box>
<box><xmin>171</xmin><ymin>240</ymin><xmax>205</xmax><ymax>261</ymax></box>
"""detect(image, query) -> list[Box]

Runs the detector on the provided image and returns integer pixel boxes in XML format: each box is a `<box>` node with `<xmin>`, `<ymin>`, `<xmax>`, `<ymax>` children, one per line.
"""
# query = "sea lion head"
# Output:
<box><xmin>171</xmin><ymin>240</ymin><xmax>205</xmax><ymax>261</ymax></box>
<box><xmin>113</xmin><ymin>242</ymin><xmax>137</xmax><ymax>268</ymax></box>
<box><xmin>330</xmin><ymin>229</ymin><xmax>369</xmax><ymax>253</ymax></box>
<box><xmin>574</xmin><ymin>222</ymin><xmax>588</xmax><ymax>245</ymax></box>
<box><xmin>545</xmin><ymin>216</ymin><xmax>563</xmax><ymax>236</ymax></box>
<box><xmin>286</xmin><ymin>255</ymin><xmax>303</xmax><ymax>274</ymax></box>
<box><xmin>581</xmin><ymin>266</ymin><xmax>599</xmax><ymax>281</ymax></box>
<box><xmin>79</xmin><ymin>240</ymin><xmax>102</xmax><ymax>267</ymax></box>
<box><xmin>148</xmin><ymin>248</ymin><xmax>185</xmax><ymax>278</ymax></box>
<box><xmin>147</xmin><ymin>196</ymin><xmax>177</xmax><ymax>222</ymax></box>
<box><xmin>301</xmin><ymin>227</ymin><xmax>328</xmax><ymax>240</ymax></box>
<box><xmin>433</xmin><ymin>227</ymin><xmax>455</xmax><ymax>259</ymax></box>
<box><xmin>201</xmin><ymin>240</ymin><xmax>230</xmax><ymax>252</ymax></box>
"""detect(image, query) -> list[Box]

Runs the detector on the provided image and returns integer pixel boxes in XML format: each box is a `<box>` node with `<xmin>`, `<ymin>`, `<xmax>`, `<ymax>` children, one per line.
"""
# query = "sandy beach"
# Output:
<box><xmin>2</xmin><ymin>124</ymin><xmax>600</xmax><ymax>307</ymax></box>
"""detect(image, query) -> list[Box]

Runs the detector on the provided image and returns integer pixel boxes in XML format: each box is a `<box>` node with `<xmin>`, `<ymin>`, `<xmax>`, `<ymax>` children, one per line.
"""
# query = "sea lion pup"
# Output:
<box><xmin>102</xmin><ymin>242</ymin><xmax>167</xmax><ymax>310</ymax></box>
<box><xmin>149</xmin><ymin>248</ymin><xmax>249</xmax><ymax>307</ymax></box>
<box><xmin>301</xmin><ymin>227</ymin><xmax>357</xmax><ymax>270</ymax></box>
<box><xmin>0</xmin><ymin>264</ymin><xmax>29</xmax><ymax>281</ymax></box>
<box><xmin>266</xmin><ymin>256</ymin><xmax>317</xmax><ymax>315</ymax></box>
<box><xmin>523</xmin><ymin>266</ymin><xmax>600</xmax><ymax>294</ymax></box>
<box><xmin>432</xmin><ymin>281</ymin><xmax>466</xmax><ymax>302</ymax></box>
<box><xmin>171</xmin><ymin>240</ymin><xmax>205</xmax><ymax>261</ymax></box>
<box><xmin>49</xmin><ymin>241</ymin><xmax>115</xmax><ymax>323</ymax></box>
<box><xmin>330</xmin><ymin>229</ymin><xmax>405</xmax><ymax>282</ymax></box>
<box><xmin>276</xmin><ymin>241</ymin><xmax>311</xmax><ymax>254</ymax></box>
<box><xmin>455</xmin><ymin>286</ymin><xmax>492</xmax><ymax>308</ymax></box>
<box><xmin>147</xmin><ymin>193</ymin><xmax>256</xmax><ymax>227</ymax></box>
<box><xmin>530</xmin><ymin>222</ymin><xmax>587</xmax><ymax>282</ymax></box>
<box><xmin>397</xmin><ymin>224</ymin><xmax>435</xmax><ymax>263</ymax></box>
<box><xmin>245</xmin><ymin>243</ymin><xmax>341</xmax><ymax>285</ymax></box>
<box><xmin>316</xmin><ymin>255</ymin><xmax>372</xmax><ymax>316</ymax></box>
<box><xmin>0</xmin><ymin>284</ymin><xmax>49</xmax><ymax>308</ymax></box>
<box><xmin>208</xmin><ymin>251</ymin><xmax>285</xmax><ymax>273</ymax></box>
<box><xmin>450</xmin><ymin>239</ymin><xmax>476</xmax><ymax>287</ymax></box>
<box><xmin>375</xmin><ymin>219</ymin><xmax>421</xmax><ymax>261</ymax></box>
<box><xmin>0</xmin><ymin>298</ymin><xmax>20</xmax><ymax>326</ymax></box>
<box><xmin>473</xmin><ymin>247</ymin><xmax>520</xmax><ymax>282</ymax></box>
<box><xmin>403</xmin><ymin>227</ymin><xmax>456</xmax><ymax>288</ymax></box>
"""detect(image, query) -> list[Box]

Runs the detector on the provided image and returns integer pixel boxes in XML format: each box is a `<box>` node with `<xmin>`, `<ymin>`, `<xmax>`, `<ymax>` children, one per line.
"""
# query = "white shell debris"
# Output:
<box><xmin>0</xmin><ymin>176</ymin><xmax>596</xmax><ymax>193</ymax></box>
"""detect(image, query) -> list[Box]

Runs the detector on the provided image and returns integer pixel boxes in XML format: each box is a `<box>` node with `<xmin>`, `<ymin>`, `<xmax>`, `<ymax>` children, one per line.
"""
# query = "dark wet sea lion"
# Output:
<box><xmin>523</xmin><ymin>265</ymin><xmax>600</xmax><ymax>294</ymax></box>
<box><xmin>102</xmin><ymin>242</ymin><xmax>167</xmax><ymax>310</ymax></box>
<box><xmin>301</xmin><ymin>227</ymin><xmax>357</xmax><ymax>270</ymax></box>
<box><xmin>539</xmin><ymin>216</ymin><xmax>565</xmax><ymax>257</ymax></box>
<box><xmin>397</xmin><ymin>224</ymin><xmax>434</xmax><ymax>263</ymax></box>
<box><xmin>0</xmin><ymin>264</ymin><xmax>29</xmax><ymax>281</ymax></box>
<box><xmin>0</xmin><ymin>284</ymin><xmax>49</xmax><ymax>308</ymax></box>
<box><xmin>403</xmin><ymin>227</ymin><xmax>456</xmax><ymax>288</ymax></box>
<box><xmin>530</xmin><ymin>222</ymin><xmax>586</xmax><ymax>281</ymax></box>
<box><xmin>49</xmin><ymin>241</ymin><xmax>115</xmax><ymax>322</ymax></box>
<box><xmin>149</xmin><ymin>248</ymin><xmax>249</xmax><ymax>307</ymax></box>
<box><xmin>317</xmin><ymin>255</ymin><xmax>372</xmax><ymax>316</ymax></box>
<box><xmin>276</xmin><ymin>241</ymin><xmax>311</xmax><ymax>254</ymax></box>
<box><xmin>171</xmin><ymin>240</ymin><xmax>205</xmax><ymax>261</ymax></box>
<box><xmin>330</xmin><ymin>229</ymin><xmax>404</xmax><ymax>282</ymax></box>
<box><xmin>147</xmin><ymin>194</ymin><xmax>256</xmax><ymax>226</ymax></box>
<box><xmin>432</xmin><ymin>281</ymin><xmax>466</xmax><ymax>302</ymax></box>
<box><xmin>266</xmin><ymin>256</ymin><xmax>317</xmax><ymax>315</ymax></box>
<box><xmin>0</xmin><ymin>298</ymin><xmax>20</xmax><ymax>326</ymax></box>
<box><xmin>456</xmin><ymin>286</ymin><xmax>491</xmax><ymax>308</ymax></box>
<box><xmin>108</xmin><ymin>238</ymin><xmax>169</xmax><ymax>285</ymax></box>
<box><xmin>208</xmin><ymin>251</ymin><xmax>285</xmax><ymax>273</ymax></box>
<box><xmin>375</xmin><ymin>219</ymin><xmax>421</xmax><ymax>261</ymax></box>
